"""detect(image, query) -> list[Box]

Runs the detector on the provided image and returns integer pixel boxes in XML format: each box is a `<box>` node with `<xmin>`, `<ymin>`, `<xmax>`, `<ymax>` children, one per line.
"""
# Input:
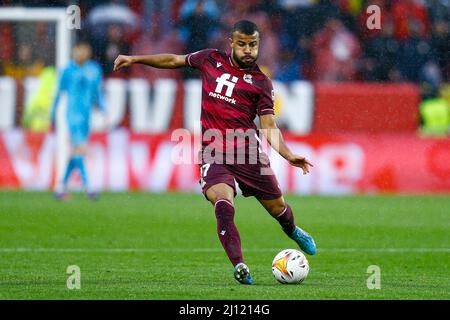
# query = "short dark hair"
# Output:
<box><xmin>74</xmin><ymin>40</ymin><xmax>91</xmax><ymax>48</ymax></box>
<box><xmin>231</xmin><ymin>20</ymin><xmax>259</xmax><ymax>37</ymax></box>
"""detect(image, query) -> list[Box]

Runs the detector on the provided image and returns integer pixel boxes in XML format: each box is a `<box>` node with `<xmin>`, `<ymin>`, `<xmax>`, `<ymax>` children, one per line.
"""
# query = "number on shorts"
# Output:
<box><xmin>200</xmin><ymin>163</ymin><xmax>211</xmax><ymax>187</ymax></box>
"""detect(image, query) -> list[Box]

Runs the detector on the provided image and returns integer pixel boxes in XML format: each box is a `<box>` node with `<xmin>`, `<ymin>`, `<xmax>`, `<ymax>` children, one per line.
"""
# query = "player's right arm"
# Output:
<box><xmin>114</xmin><ymin>49</ymin><xmax>217</xmax><ymax>72</ymax></box>
<box><xmin>113</xmin><ymin>54</ymin><xmax>187</xmax><ymax>71</ymax></box>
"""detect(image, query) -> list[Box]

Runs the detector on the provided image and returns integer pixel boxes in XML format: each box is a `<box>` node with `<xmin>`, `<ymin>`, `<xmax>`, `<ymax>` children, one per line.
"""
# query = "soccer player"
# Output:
<box><xmin>51</xmin><ymin>41</ymin><xmax>106</xmax><ymax>200</ymax></box>
<box><xmin>114</xmin><ymin>20</ymin><xmax>316</xmax><ymax>285</ymax></box>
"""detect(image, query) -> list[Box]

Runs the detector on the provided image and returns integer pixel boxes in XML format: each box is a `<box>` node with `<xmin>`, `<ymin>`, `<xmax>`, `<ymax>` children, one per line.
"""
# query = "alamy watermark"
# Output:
<box><xmin>170</xmin><ymin>128</ymin><xmax>278</xmax><ymax>175</ymax></box>
<box><xmin>66</xmin><ymin>5</ymin><xmax>81</xmax><ymax>30</ymax></box>
<box><xmin>366</xmin><ymin>5</ymin><xmax>382</xmax><ymax>30</ymax></box>
<box><xmin>65</xmin><ymin>4</ymin><xmax>381</xmax><ymax>34</ymax></box>
<box><xmin>366</xmin><ymin>265</ymin><xmax>381</xmax><ymax>289</ymax></box>
<box><xmin>66</xmin><ymin>265</ymin><xmax>81</xmax><ymax>290</ymax></box>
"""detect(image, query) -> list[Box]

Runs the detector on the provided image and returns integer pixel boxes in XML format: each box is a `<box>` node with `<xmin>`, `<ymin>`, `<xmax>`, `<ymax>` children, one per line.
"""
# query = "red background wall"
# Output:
<box><xmin>313</xmin><ymin>83</ymin><xmax>420</xmax><ymax>133</ymax></box>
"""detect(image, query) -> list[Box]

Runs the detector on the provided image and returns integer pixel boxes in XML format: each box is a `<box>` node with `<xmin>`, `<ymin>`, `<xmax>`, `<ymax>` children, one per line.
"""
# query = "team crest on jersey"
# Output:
<box><xmin>243</xmin><ymin>74</ymin><xmax>253</xmax><ymax>84</ymax></box>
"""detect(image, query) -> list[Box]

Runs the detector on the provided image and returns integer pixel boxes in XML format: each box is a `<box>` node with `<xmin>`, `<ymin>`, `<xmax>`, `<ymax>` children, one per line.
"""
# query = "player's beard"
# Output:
<box><xmin>232</xmin><ymin>49</ymin><xmax>257</xmax><ymax>69</ymax></box>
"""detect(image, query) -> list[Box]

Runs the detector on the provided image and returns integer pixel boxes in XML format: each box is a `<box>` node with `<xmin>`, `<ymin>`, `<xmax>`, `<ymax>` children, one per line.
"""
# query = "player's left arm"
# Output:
<box><xmin>259</xmin><ymin>114</ymin><xmax>313</xmax><ymax>175</ymax></box>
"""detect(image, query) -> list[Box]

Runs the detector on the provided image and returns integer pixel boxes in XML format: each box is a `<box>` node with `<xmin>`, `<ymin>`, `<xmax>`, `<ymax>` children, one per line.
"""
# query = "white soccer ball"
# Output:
<box><xmin>272</xmin><ymin>249</ymin><xmax>309</xmax><ymax>284</ymax></box>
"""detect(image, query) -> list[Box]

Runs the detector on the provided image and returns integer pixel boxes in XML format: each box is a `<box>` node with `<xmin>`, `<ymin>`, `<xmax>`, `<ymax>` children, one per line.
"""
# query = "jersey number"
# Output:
<box><xmin>200</xmin><ymin>163</ymin><xmax>211</xmax><ymax>188</ymax></box>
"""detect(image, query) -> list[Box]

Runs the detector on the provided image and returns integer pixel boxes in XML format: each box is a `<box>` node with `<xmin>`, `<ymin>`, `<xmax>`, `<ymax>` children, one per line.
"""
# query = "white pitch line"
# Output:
<box><xmin>0</xmin><ymin>248</ymin><xmax>449</xmax><ymax>253</ymax></box>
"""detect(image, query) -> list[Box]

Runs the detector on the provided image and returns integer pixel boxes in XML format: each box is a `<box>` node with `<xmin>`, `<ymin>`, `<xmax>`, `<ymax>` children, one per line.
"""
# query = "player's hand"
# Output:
<box><xmin>113</xmin><ymin>55</ymin><xmax>134</xmax><ymax>72</ymax></box>
<box><xmin>287</xmin><ymin>155</ymin><xmax>313</xmax><ymax>175</ymax></box>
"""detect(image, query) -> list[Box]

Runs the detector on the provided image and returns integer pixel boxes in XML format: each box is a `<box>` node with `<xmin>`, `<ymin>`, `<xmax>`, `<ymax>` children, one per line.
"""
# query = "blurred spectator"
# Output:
<box><xmin>222</xmin><ymin>0</ymin><xmax>264</xmax><ymax>22</ymax></box>
<box><xmin>22</xmin><ymin>66</ymin><xmax>57</xmax><ymax>132</ymax></box>
<box><xmin>392</xmin><ymin>0</ymin><xmax>430</xmax><ymax>42</ymax></box>
<box><xmin>362</xmin><ymin>19</ymin><xmax>400</xmax><ymax>81</ymax></box>
<box><xmin>310</xmin><ymin>17</ymin><xmax>361</xmax><ymax>81</ymax></box>
<box><xmin>397</xmin><ymin>21</ymin><xmax>433</xmax><ymax>82</ymax></box>
<box><xmin>179</xmin><ymin>0</ymin><xmax>220</xmax><ymax>53</ymax></box>
<box><xmin>431</xmin><ymin>19</ymin><xmax>450</xmax><ymax>81</ymax></box>
<box><xmin>335</xmin><ymin>0</ymin><xmax>361</xmax><ymax>33</ymax></box>
<box><xmin>279</xmin><ymin>0</ymin><xmax>318</xmax><ymax>50</ymax></box>
<box><xmin>171</xmin><ymin>0</ymin><xmax>189</xmax><ymax>26</ymax></box>
<box><xmin>35</xmin><ymin>22</ymin><xmax>56</xmax><ymax>65</ymax></box>
<box><xmin>87</xmin><ymin>1</ymin><xmax>140</xmax><ymax>36</ymax></box>
<box><xmin>278</xmin><ymin>0</ymin><xmax>315</xmax><ymax>10</ymax></box>
<box><xmin>130</xmin><ymin>19</ymin><xmax>184</xmax><ymax>82</ymax></box>
<box><xmin>95</xmin><ymin>24</ymin><xmax>130</xmax><ymax>77</ymax></box>
<box><xmin>179</xmin><ymin>0</ymin><xmax>221</xmax><ymax>78</ymax></box>
<box><xmin>180</xmin><ymin>0</ymin><xmax>220</xmax><ymax>19</ymax></box>
<box><xmin>279</xmin><ymin>1</ymin><xmax>346</xmax><ymax>80</ymax></box>
<box><xmin>139</xmin><ymin>1</ymin><xmax>172</xmax><ymax>35</ymax></box>
<box><xmin>274</xmin><ymin>47</ymin><xmax>303</xmax><ymax>82</ymax></box>
<box><xmin>3</xmin><ymin>43</ymin><xmax>44</xmax><ymax>79</ymax></box>
<box><xmin>338</xmin><ymin>0</ymin><xmax>365</xmax><ymax>17</ymax></box>
<box><xmin>426</xmin><ymin>0</ymin><xmax>450</xmax><ymax>22</ymax></box>
<box><xmin>420</xmin><ymin>61</ymin><xmax>442</xmax><ymax>101</ymax></box>
<box><xmin>0</xmin><ymin>0</ymin><xmax>67</xmax><ymax>6</ymax></box>
<box><xmin>0</xmin><ymin>22</ymin><xmax>13</xmax><ymax>64</ymax></box>
<box><xmin>419</xmin><ymin>92</ymin><xmax>450</xmax><ymax>136</ymax></box>
<box><xmin>87</xmin><ymin>0</ymin><xmax>140</xmax><ymax>64</ymax></box>
<box><xmin>1</xmin><ymin>0</ymin><xmax>450</xmax><ymax>94</ymax></box>
<box><xmin>257</xmin><ymin>0</ymin><xmax>281</xmax><ymax>16</ymax></box>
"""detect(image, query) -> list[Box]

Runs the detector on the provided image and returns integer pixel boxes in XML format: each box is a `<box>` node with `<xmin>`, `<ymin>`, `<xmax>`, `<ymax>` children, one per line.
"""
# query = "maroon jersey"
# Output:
<box><xmin>185</xmin><ymin>49</ymin><xmax>275</xmax><ymax>162</ymax></box>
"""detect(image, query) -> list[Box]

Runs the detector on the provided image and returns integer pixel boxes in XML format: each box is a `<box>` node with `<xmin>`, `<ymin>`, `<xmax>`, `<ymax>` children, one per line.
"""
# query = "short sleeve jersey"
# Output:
<box><xmin>185</xmin><ymin>49</ymin><xmax>275</xmax><ymax>152</ymax></box>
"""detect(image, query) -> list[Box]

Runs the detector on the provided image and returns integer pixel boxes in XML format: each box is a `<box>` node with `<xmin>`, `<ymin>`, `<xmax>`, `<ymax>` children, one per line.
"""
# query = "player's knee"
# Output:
<box><xmin>211</xmin><ymin>194</ymin><xmax>234</xmax><ymax>206</ymax></box>
<box><xmin>206</xmin><ymin>187</ymin><xmax>234</xmax><ymax>206</ymax></box>
<box><xmin>272</xmin><ymin>204</ymin><xmax>287</xmax><ymax>216</ymax></box>
<box><xmin>268</xmin><ymin>199</ymin><xmax>286</xmax><ymax>216</ymax></box>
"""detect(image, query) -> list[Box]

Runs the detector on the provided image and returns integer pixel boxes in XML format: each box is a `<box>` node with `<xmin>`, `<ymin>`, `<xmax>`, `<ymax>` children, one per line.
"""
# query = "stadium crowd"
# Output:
<box><xmin>0</xmin><ymin>0</ymin><xmax>449</xmax><ymax>134</ymax></box>
<box><xmin>0</xmin><ymin>1</ymin><xmax>449</xmax><ymax>85</ymax></box>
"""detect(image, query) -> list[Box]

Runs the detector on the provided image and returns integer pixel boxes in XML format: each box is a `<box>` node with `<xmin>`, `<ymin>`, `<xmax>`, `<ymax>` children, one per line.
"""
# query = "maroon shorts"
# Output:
<box><xmin>199</xmin><ymin>161</ymin><xmax>283</xmax><ymax>200</ymax></box>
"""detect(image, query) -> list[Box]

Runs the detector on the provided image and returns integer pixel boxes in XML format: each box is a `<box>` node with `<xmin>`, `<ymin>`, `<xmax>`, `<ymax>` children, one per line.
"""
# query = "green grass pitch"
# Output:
<box><xmin>0</xmin><ymin>191</ymin><xmax>449</xmax><ymax>300</ymax></box>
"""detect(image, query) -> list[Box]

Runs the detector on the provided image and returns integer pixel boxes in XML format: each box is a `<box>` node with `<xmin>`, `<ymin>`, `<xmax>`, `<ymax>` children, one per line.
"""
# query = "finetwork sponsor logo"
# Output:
<box><xmin>215</xmin><ymin>73</ymin><xmax>238</xmax><ymax>97</ymax></box>
<box><xmin>208</xmin><ymin>91</ymin><xmax>237</xmax><ymax>104</ymax></box>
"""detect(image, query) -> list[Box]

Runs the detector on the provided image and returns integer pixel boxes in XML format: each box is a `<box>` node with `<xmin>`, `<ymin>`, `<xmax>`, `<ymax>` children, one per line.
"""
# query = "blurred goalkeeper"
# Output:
<box><xmin>51</xmin><ymin>41</ymin><xmax>106</xmax><ymax>201</ymax></box>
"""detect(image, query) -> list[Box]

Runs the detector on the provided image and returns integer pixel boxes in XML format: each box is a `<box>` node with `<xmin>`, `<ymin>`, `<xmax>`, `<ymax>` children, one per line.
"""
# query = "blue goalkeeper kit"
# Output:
<box><xmin>51</xmin><ymin>59</ymin><xmax>105</xmax><ymax>195</ymax></box>
<box><xmin>51</xmin><ymin>60</ymin><xmax>105</xmax><ymax>145</ymax></box>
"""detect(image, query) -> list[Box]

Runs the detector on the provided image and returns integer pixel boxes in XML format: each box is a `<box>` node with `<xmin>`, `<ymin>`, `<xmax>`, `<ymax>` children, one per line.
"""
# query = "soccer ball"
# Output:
<box><xmin>272</xmin><ymin>249</ymin><xmax>309</xmax><ymax>284</ymax></box>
